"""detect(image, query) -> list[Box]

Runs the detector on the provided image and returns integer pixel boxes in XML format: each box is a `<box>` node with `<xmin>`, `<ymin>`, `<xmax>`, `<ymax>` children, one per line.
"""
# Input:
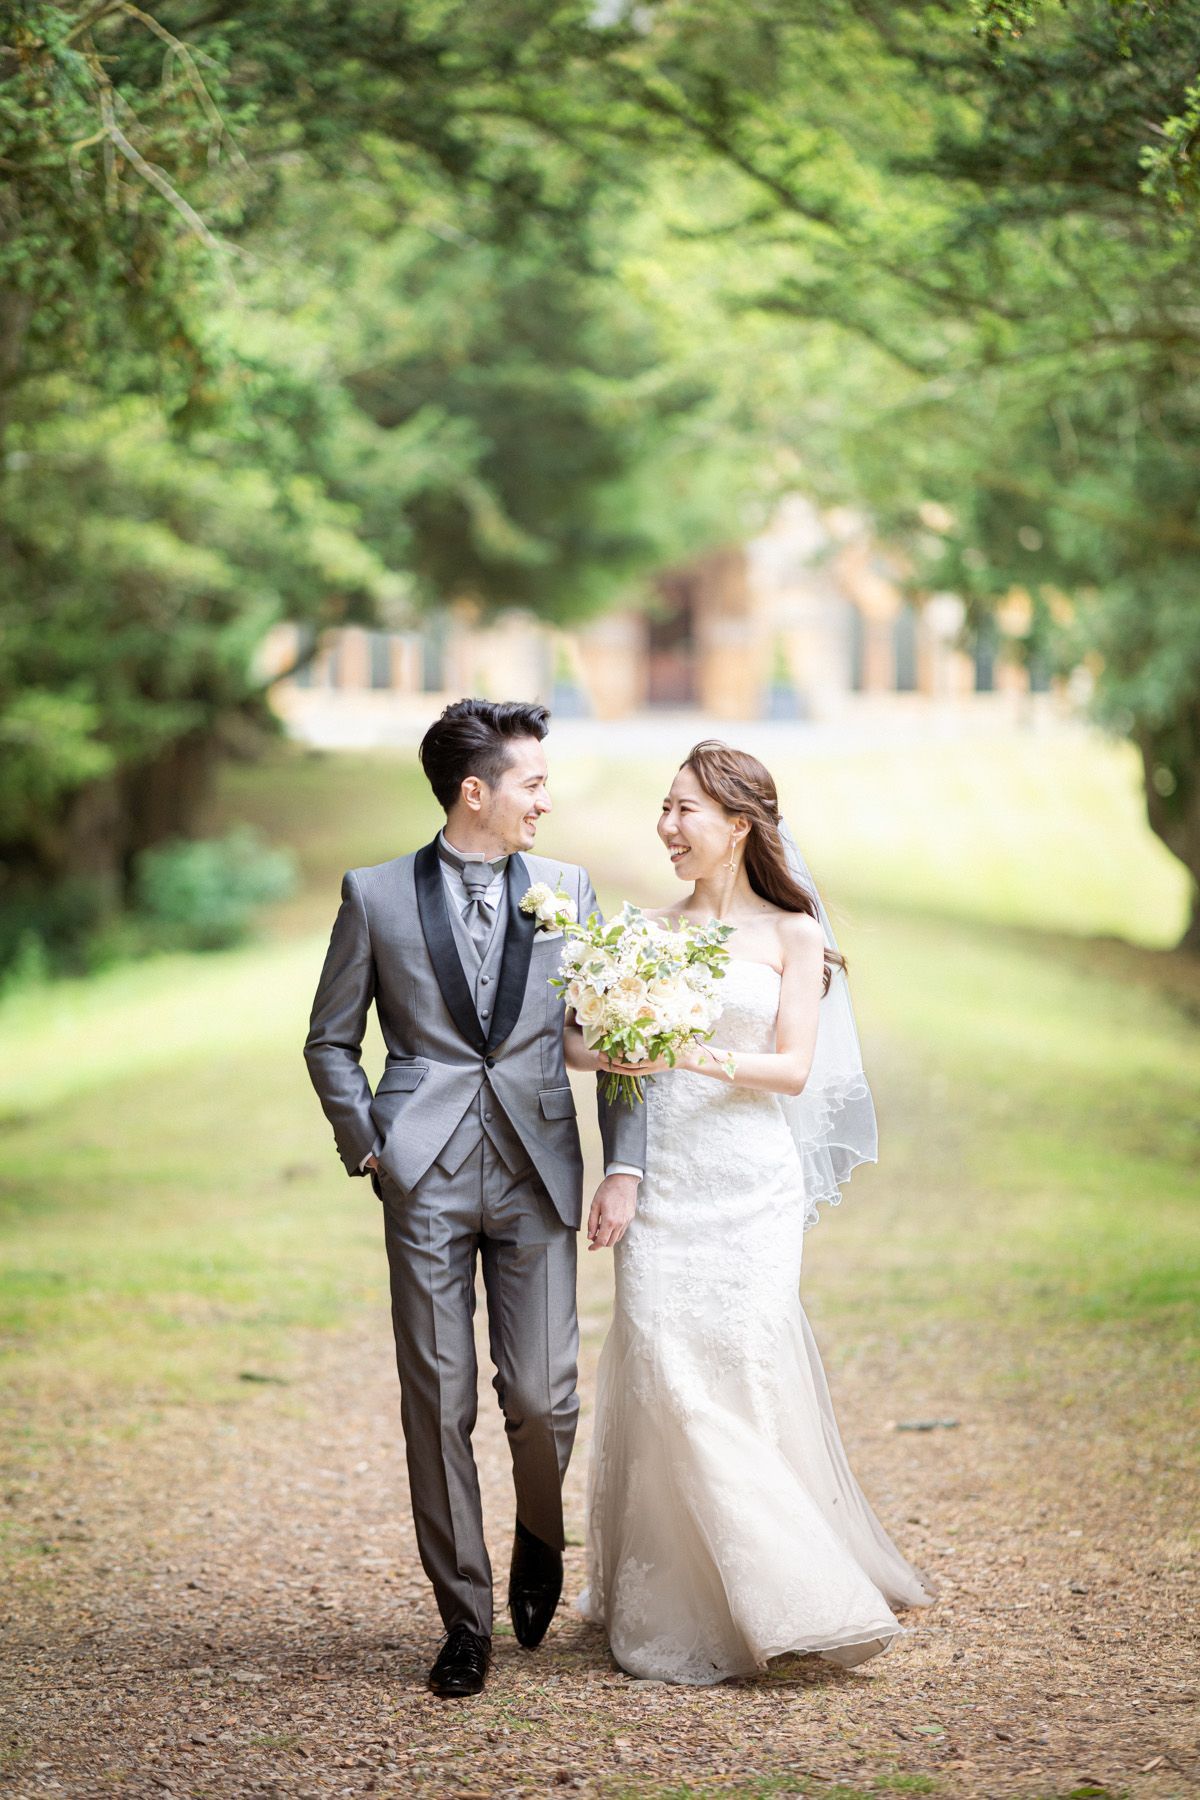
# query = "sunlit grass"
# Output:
<box><xmin>0</xmin><ymin>725</ymin><xmax>1195</xmax><ymax>1463</ymax></box>
<box><xmin>212</xmin><ymin>724</ymin><xmax>1189</xmax><ymax>945</ymax></box>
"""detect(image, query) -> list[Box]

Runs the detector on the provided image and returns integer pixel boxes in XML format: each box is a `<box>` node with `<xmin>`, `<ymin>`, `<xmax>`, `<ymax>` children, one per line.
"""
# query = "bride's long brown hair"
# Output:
<box><xmin>681</xmin><ymin>739</ymin><xmax>846</xmax><ymax>997</ymax></box>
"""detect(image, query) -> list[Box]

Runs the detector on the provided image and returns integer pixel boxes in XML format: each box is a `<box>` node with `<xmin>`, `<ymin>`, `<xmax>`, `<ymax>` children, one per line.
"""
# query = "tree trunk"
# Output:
<box><xmin>1183</xmin><ymin>890</ymin><xmax>1200</xmax><ymax>956</ymax></box>
<box><xmin>1135</xmin><ymin>708</ymin><xmax>1200</xmax><ymax>954</ymax></box>
<box><xmin>0</xmin><ymin>191</ymin><xmax>33</xmax><ymax>463</ymax></box>
<box><xmin>119</xmin><ymin>729</ymin><xmax>222</xmax><ymax>895</ymax></box>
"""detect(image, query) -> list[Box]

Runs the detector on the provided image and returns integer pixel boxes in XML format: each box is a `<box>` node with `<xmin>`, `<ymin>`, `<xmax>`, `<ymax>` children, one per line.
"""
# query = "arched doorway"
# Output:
<box><xmin>647</xmin><ymin>571</ymin><xmax>699</xmax><ymax>706</ymax></box>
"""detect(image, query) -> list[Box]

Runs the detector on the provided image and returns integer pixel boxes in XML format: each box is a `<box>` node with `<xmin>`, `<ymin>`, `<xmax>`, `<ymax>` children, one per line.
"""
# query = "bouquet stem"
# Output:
<box><xmin>601</xmin><ymin>1071</ymin><xmax>646</xmax><ymax>1107</ymax></box>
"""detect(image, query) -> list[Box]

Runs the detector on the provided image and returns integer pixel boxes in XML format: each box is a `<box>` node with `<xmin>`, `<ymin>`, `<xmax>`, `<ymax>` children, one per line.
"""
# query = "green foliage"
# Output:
<box><xmin>4</xmin><ymin>0</ymin><xmax>1200</xmax><ymax>944</ymax></box>
<box><xmin>590</xmin><ymin>0</ymin><xmax>1200</xmax><ymax>936</ymax></box>
<box><xmin>0</xmin><ymin>873</ymin><xmax>114</xmax><ymax>985</ymax></box>
<box><xmin>0</xmin><ymin>3</ymin><xmax>237</xmax><ymax>419</ymax></box>
<box><xmin>132</xmin><ymin>826</ymin><xmax>296</xmax><ymax>951</ymax></box>
<box><xmin>0</xmin><ymin>1</ymin><xmax>746</xmax><ymax>909</ymax></box>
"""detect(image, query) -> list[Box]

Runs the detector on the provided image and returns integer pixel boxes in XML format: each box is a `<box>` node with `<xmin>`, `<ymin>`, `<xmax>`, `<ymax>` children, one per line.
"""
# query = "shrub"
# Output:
<box><xmin>132</xmin><ymin>827</ymin><xmax>296</xmax><ymax>951</ymax></box>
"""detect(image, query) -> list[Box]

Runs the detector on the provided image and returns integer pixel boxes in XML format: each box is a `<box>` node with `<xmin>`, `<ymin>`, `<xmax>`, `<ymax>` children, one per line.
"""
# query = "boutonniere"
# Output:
<box><xmin>519</xmin><ymin>876</ymin><xmax>578</xmax><ymax>934</ymax></box>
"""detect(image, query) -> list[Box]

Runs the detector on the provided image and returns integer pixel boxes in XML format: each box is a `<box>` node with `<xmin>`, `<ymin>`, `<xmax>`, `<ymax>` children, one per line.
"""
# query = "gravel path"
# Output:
<box><xmin>4</xmin><ymin>1280</ymin><xmax>1195</xmax><ymax>1800</ymax></box>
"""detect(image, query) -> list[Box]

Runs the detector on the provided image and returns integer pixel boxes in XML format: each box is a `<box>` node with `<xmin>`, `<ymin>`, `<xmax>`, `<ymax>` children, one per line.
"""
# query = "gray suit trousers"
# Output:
<box><xmin>378</xmin><ymin>1135</ymin><xmax>579</xmax><ymax>1637</ymax></box>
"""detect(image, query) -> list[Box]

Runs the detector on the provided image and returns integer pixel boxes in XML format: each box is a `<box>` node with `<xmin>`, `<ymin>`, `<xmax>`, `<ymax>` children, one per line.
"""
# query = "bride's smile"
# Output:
<box><xmin>658</xmin><ymin>763</ymin><xmax>747</xmax><ymax>883</ymax></box>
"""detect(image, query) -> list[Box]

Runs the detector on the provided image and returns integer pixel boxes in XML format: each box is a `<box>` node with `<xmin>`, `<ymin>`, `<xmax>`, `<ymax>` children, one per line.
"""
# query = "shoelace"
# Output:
<box><xmin>437</xmin><ymin>1626</ymin><xmax>489</xmax><ymax>1672</ymax></box>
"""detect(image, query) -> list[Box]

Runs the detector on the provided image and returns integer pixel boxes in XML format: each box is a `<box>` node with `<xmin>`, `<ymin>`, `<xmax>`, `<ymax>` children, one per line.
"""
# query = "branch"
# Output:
<box><xmin>976</xmin><ymin>472</ymin><xmax>1200</xmax><ymax>552</ymax></box>
<box><xmin>64</xmin><ymin>0</ymin><xmax>125</xmax><ymax>45</ymax></box>
<box><xmin>117</xmin><ymin>4</ymin><xmax>248</xmax><ymax>173</ymax></box>
<box><xmin>104</xmin><ymin>116</ymin><xmax>225</xmax><ymax>248</ymax></box>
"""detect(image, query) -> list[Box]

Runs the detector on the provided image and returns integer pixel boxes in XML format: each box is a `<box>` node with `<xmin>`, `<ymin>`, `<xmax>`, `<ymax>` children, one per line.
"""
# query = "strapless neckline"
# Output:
<box><xmin>722</xmin><ymin>958</ymin><xmax>783</xmax><ymax>981</ymax></box>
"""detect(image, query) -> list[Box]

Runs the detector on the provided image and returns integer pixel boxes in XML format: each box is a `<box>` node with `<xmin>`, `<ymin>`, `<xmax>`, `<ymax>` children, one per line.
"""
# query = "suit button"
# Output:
<box><xmin>480</xmin><ymin>1007</ymin><xmax>490</xmax><ymax>1018</ymax></box>
<box><xmin>484</xmin><ymin>1111</ymin><xmax>493</xmax><ymax>1123</ymax></box>
<box><xmin>480</xmin><ymin>975</ymin><xmax>491</xmax><ymax>986</ymax></box>
<box><xmin>485</xmin><ymin>1055</ymin><xmax>496</xmax><ymax>1068</ymax></box>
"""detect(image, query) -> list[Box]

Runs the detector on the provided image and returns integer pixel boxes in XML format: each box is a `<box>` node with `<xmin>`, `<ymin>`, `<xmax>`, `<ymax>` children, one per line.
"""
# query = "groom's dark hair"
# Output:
<box><xmin>419</xmin><ymin>698</ymin><xmax>551</xmax><ymax>811</ymax></box>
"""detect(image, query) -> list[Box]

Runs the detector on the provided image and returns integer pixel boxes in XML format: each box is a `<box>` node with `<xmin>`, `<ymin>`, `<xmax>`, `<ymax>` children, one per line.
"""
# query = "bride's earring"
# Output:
<box><xmin>725</xmin><ymin>833</ymin><xmax>738</xmax><ymax>871</ymax></box>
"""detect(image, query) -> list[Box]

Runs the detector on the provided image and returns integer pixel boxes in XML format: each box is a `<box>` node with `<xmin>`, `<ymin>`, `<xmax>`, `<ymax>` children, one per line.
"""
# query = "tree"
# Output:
<box><xmin>562</xmin><ymin>0</ymin><xmax>1200</xmax><ymax>945</ymax></box>
<box><xmin>0</xmin><ymin>1</ymin><xmax>737</xmax><ymax>943</ymax></box>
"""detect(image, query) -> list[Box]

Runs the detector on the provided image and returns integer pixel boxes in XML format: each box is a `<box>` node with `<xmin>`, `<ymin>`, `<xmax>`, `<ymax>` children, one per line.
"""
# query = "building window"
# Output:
<box><xmin>894</xmin><ymin>602</ymin><xmax>918</xmax><ymax>693</ymax></box>
<box><xmin>1029</xmin><ymin>654</ymin><xmax>1052</xmax><ymax>693</ymax></box>
<box><xmin>846</xmin><ymin>601</ymin><xmax>866</xmax><ymax>693</ymax></box>
<box><xmin>368</xmin><ymin>632</ymin><xmax>392</xmax><ymax>690</ymax></box>
<box><xmin>421</xmin><ymin>617</ymin><xmax>447</xmax><ymax>693</ymax></box>
<box><xmin>292</xmin><ymin>625</ymin><xmax>317</xmax><ymax>688</ymax></box>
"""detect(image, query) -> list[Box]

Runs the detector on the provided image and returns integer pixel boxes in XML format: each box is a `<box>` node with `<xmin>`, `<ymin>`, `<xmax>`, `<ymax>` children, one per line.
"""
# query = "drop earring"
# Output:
<box><xmin>725</xmin><ymin>833</ymin><xmax>738</xmax><ymax>871</ymax></box>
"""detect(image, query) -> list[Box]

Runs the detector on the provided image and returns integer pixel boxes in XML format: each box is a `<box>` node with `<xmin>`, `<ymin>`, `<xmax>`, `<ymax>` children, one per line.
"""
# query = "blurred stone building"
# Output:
<box><xmin>261</xmin><ymin>496</ymin><xmax>1056</xmax><ymax>743</ymax></box>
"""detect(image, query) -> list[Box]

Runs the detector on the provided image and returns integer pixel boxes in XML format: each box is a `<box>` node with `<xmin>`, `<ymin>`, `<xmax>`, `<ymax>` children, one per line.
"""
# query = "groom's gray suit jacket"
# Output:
<box><xmin>303</xmin><ymin>839</ymin><xmax>645</xmax><ymax>1227</ymax></box>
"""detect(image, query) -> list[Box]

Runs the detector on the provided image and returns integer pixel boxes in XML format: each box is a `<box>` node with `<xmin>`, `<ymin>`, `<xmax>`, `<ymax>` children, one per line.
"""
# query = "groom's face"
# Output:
<box><xmin>477</xmin><ymin>735</ymin><xmax>552</xmax><ymax>854</ymax></box>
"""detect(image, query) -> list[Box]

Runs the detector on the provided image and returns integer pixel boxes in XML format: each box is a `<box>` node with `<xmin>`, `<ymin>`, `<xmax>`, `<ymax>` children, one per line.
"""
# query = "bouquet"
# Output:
<box><xmin>552</xmin><ymin>904</ymin><xmax>734</xmax><ymax>1104</ymax></box>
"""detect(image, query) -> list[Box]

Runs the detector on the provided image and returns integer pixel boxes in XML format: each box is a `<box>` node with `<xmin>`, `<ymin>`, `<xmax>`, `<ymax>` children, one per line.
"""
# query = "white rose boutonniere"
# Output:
<box><xmin>519</xmin><ymin>875</ymin><xmax>578</xmax><ymax>934</ymax></box>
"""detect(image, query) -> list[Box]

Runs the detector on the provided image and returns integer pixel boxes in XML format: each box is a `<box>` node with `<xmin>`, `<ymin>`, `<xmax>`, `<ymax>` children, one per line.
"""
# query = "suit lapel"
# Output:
<box><xmin>413</xmin><ymin>839</ymin><xmax>486</xmax><ymax>1053</ymax></box>
<box><xmin>487</xmin><ymin>853</ymin><xmax>535</xmax><ymax>1051</ymax></box>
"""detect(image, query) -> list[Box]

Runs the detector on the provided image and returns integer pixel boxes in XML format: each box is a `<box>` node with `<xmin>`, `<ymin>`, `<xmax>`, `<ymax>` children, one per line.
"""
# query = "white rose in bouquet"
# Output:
<box><xmin>574</xmin><ymin>988</ymin><xmax>608</xmax><ymax>1042</ymax></box>
<box><xmin>549</xmin><ymin>902</ymin><xmax>735</xmax><ymax>1104</ymax></box>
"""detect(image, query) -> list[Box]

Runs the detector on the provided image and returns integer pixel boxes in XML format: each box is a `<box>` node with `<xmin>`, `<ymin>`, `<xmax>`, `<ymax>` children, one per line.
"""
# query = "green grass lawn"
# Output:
<box><xmin>1</xmin><ymin>726</ymin><xmax>1196</xmax><ymax>1478</ymax></box>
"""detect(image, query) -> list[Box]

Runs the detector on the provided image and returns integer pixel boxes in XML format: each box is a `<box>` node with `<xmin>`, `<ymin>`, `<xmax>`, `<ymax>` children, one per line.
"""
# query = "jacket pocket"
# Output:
<box><xmin>375</xmin><ymin>1063</ymin><xmax>429</xmax><ymax>1095</ymax></box>
<box><xmin>538</xmin><ymin>1085</ymin><xmax>577</xmax><ymax>1122</ymax></box>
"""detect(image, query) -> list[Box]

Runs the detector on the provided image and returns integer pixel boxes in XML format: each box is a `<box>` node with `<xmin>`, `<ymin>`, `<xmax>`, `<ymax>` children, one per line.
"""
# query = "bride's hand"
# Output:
<box><xmin>604</xmin><ymin>1044</ymin><xmax>734</xmax><ymax>1081</ymax></box>
<box><xmin>598</xmin><ymin>1051</ymin><xmax>676</xmax><ymax>1077</ymax></box>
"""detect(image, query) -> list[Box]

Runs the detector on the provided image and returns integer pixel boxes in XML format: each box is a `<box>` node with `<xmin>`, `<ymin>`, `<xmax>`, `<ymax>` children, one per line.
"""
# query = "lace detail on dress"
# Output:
<box><xmin>578</xmin><ymin>960</ymin><xmax>935</xmax><ymax>1686</ymax></box>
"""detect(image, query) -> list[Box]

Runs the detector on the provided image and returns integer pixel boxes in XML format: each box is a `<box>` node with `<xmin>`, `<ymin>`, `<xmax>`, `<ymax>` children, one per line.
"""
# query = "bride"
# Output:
<box><xmin>564</xmin><ymin>740</ymin><xmax>935</xmax><ymax>1685</ymax></box>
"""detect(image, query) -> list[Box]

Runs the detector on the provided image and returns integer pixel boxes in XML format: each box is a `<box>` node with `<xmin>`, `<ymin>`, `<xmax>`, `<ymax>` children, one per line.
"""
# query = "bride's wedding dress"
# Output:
<box><xmin>578</xmin><ymin>959</ymin><xmax>935</xmax><ymax>1685</ymax></box>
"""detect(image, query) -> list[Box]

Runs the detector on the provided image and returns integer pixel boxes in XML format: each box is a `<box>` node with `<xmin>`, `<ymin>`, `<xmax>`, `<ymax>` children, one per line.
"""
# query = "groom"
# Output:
<box><xmin>303</xmin><ymin>699</ymin><xmax>645</xmax><ymax>1697</ymax></box>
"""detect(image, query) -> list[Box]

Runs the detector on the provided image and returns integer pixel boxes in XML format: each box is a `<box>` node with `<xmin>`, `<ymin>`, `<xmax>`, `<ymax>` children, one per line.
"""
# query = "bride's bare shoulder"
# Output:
<box><xmin>639</xmin><ymin>902</ymin><xmax>685</xmax><ymax>923</ymax></box>
<box><xmin>779</xmin><ymin>909</ymin><xmax>825</xmax><ymax>960</ymax></box>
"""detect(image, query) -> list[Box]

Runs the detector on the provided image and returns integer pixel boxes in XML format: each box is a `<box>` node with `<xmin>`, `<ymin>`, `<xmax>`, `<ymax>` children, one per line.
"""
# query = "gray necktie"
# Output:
<box><xmin>460</xmin><ymin>859</ymin><xmax>499</xmax><ymax>954</ymax></box>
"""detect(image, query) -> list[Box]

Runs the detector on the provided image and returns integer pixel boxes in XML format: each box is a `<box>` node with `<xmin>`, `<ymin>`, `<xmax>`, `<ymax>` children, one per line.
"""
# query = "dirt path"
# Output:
<box><xmin>2</xmin><ymin>1289</ymin><xmax>1195</xmax><ymax>1800</ymax></box>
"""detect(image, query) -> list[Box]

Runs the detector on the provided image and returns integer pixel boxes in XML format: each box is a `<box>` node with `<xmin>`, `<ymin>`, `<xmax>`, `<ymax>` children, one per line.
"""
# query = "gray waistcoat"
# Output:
<box><xmin>436</xmin><ymin>876</ymin><xmax>529</xmax><ymax>1176</ymax></box>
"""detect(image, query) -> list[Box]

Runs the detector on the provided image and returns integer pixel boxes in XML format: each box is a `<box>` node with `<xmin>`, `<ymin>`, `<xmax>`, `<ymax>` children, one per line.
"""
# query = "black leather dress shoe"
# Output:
<box><xmin>508</xmin><ymin>1518</ymin><xmax>563</xmax><ymax>1649</ymax></box>
<box><xmin>428</xmin><ymin>1624</ymin><xmax>491</xmax><ymax>1697</ymax></box>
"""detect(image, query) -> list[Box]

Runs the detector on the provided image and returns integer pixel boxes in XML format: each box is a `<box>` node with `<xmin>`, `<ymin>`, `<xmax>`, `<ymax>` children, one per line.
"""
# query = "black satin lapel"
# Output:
<box><xmin>488</xmin><ymin>853</ymin><xmax>536</xmax><ymax>1051</ymax></box>
<box><xmin>413</xmin><ymin>839</ymin><xmax>486</xmax><ymax>1053</ymax></box>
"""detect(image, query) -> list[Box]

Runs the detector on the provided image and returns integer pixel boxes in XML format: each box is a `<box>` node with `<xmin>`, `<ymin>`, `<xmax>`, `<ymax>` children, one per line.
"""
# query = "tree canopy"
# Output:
<box><xmin>2</xmin><ymin>0</ymin><xmax>1199</xmax><ymax>949</ymax></box>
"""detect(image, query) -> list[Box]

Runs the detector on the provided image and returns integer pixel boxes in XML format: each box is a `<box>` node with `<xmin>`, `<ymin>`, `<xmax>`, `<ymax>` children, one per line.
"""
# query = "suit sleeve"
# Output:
<box><xmin>303</xmin><ymin>869</ymin><xmax>380</xmax><ymax>1177</ymax></box>
<box><xmin>578</xmin><ymin>866</ymin><xmax>647</xmax><ymax>1180</ymax></box>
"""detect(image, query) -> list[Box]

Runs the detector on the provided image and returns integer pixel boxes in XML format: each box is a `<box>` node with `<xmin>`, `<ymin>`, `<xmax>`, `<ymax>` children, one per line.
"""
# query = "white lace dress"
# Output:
<box><xmin>577</xmin><ymin>959</ymin><xmax>935</xmax><ymax>1685</ymax></box>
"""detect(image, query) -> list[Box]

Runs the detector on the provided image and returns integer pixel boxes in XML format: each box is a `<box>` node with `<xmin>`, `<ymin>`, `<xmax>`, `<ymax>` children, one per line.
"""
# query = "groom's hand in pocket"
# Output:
<box><xmin>587</xmin><ymin>1173</ymin><xmax>638</xmax><ymax>1252</ymax></box>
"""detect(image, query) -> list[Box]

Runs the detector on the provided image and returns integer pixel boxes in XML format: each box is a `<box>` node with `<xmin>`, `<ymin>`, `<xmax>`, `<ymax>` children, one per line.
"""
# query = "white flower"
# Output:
<box><xmin>520</xmin><ymin>877</ymin><xmax>577</xmax><ymax>933</ymax></box>
<box><xmin>575</xmin><ymin>989</ymin><xmax>607</xmax><ymax>1035</ymax></box>
<box><xmin>547</xmin><ymin>896</ymin><xmax>731</xmax><ymax>1102</ymax></box>
<box><xmin>546</xmin><ymin>894</ymin><xmax>576</xmax><ymax>927</ymax></box>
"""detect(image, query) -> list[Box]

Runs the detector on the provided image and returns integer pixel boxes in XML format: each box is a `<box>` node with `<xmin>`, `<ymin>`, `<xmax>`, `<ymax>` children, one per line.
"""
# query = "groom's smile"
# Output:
<box><xmin>473</xmin><ymin>734</ymin><xmax>552</xmax><ymax>856</ymax></box>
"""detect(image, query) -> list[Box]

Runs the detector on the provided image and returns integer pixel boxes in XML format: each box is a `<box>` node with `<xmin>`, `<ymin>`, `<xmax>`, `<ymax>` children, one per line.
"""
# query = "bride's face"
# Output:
<box><xmin>658</xmin><ymin>766</ymin><xmax>741</xmax><ymax>881</ymax></box>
